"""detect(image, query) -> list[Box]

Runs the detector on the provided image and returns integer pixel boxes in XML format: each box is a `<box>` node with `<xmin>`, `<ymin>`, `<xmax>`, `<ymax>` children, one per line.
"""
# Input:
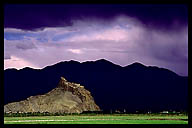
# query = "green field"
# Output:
<box><xmin>4</xmin><ymin>114</ymin><xmax>188</xmax><ymax>124</ymax></box>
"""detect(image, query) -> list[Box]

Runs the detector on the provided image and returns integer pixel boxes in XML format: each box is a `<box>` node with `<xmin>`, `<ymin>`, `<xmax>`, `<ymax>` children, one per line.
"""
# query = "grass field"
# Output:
<box><xmin>4</xmin><ymin>114</ymin><xmax>188</xmax><ymax>124</ymax></box>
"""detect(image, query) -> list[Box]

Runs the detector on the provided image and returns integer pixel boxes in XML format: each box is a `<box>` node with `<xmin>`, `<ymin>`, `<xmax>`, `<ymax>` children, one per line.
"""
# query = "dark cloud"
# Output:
<box><xmin>151</xmin><ymin>44</ymin><xmax>188</xmax><ymax>63</ymax></box>
<box><xmin>151</xmin><ymin>31</ymin><xmax>187</xmax><ymax>63</ymax></box>
<box><xmin>4</xmin><ymin>4</ymin><xmax>187</xmax><ymax>31</ymax></box>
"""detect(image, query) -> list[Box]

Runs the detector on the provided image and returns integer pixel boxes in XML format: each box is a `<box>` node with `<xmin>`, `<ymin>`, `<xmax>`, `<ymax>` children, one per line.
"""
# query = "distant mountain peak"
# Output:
<box><xmin>97</xmin><ymin>58</ymin><xmax>108</xmax><ymax>62</ymax></box>
<box><xmin>61</xmin><ymin>60</ymin><xmax>80</xmax><ymax>64</ymax></box>
<box><xmin>132</xmin><ymin>62</ymin><xmax>145</xmax><ymax>65</ymax></box>
<box><xmin>94</xmin><ymin>59</ymin><xmax>116</xmax><ymax>65</ymax></box>
<box><xmin>127</xmin><ymin>62</ymin><xmax>146</xmax><ymax>68</ymax></box>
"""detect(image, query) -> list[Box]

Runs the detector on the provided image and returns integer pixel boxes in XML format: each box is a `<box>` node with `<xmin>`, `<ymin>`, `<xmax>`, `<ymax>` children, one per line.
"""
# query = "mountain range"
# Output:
<box><xmin>4</xmin><ymin>59</ymin><xmax>188</xmax><ymax>112</ymax></box>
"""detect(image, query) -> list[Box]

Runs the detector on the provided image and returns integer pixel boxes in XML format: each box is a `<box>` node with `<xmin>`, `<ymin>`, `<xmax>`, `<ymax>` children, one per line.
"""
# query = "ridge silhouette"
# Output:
<box><xmin>4</xmin><ymin>59</ymin><xmax>188</xmax><ymax>112</ymax></box>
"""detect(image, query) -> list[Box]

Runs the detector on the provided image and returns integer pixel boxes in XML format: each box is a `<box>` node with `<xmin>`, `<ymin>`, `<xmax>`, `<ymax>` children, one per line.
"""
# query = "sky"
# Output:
<box><xmin>4</xmin><ymin>4</ymin><xmax>188</xmax><ymax>76</ymax></box>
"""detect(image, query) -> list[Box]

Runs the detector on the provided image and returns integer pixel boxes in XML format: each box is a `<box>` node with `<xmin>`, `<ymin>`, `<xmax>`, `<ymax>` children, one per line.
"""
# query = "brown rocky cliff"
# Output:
<box><xmin>4</xmin><ymin>77</ymin><xmax>100</xmax><ymax>113</ymax></box>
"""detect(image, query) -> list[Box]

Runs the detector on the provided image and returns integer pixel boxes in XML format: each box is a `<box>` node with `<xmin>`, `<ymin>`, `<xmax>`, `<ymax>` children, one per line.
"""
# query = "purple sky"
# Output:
<box><xmin>4</xmin><ymin>4</ymin><xmax>188</xmax><ymax>76</ymax></box>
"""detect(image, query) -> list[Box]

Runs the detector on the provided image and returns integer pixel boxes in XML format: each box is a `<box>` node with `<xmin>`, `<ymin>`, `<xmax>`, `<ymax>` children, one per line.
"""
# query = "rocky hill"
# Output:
<box><xmin>4</xmin><ymin>77</ymin><xmax>100</xmax><ymax>113</ymax></box>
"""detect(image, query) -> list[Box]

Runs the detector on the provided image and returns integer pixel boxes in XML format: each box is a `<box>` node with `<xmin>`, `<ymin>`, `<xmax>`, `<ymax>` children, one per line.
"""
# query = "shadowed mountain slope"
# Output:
<box><xmin>4</xmin><ymin>59</ymin><xmax>188</xmax><ymax>112</ymax></box>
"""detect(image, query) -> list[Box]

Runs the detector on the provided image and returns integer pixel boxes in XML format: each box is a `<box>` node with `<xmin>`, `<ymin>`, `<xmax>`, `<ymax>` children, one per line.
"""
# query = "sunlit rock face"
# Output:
<box><xmin>4</xmin><ymin>77</ymin><xmax>100</xmax><ymax>113</ymax></box>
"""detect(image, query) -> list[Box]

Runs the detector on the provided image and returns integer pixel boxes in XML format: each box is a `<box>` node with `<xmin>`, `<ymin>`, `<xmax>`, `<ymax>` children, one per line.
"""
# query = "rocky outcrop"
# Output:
<box><xmin>4</xmin><ymin>77</ymin><xmax>100</xmax><ymax>113</ymax></box>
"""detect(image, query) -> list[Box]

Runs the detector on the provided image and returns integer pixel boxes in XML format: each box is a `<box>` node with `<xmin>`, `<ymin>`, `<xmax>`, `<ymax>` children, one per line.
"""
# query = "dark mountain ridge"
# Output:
<box><xmin>4</xmin><ymin>59</ymin><xmax>188</xmax><ymax>112</ymax></box>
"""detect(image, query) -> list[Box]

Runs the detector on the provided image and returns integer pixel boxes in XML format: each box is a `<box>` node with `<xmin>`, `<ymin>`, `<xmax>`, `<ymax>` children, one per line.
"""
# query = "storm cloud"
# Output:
<box><xmin>4</xmin><ymin>4</ymin><xmax>188</xmax><ymax>76</ymax></box>
<box><xmin>4</xmin><ymin>4</ymin><xmax>187</xmax><ymax>31</ymax></box>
